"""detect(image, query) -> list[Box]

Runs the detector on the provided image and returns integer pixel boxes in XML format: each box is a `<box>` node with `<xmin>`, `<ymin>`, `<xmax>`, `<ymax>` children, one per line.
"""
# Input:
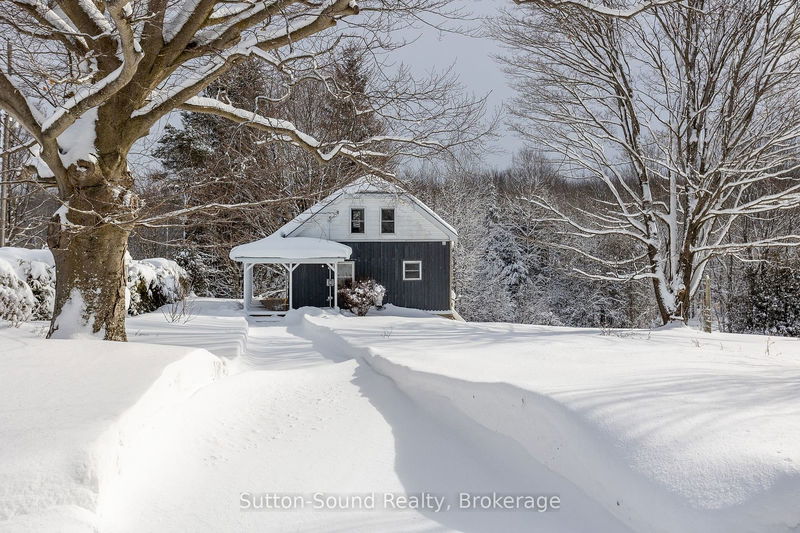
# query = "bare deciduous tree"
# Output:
<box><xmin>496</xmin><ymin>0</ymin><xmax>800</xmax><ymax>323</ymax></box>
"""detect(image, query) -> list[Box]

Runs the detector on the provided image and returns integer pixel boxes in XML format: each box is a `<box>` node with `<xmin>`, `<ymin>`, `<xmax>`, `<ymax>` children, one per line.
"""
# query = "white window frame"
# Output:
<box><xmin>350</xmin><ymin>208</ymin><xmax>365</xmax><ymax>234</ymax></box>
<box><xmin>380</xmin><ymin>207</ymin><xmax>395</xmax><ymax>234</ymax></box>
<box><xmin>402</xmin><ymin>260</ymin><xmax>422</xmax><ymax>281</ymax></box>
<box><xmin>337</xmin><ymin>261</ymin><xmax>355</xmax><ymax>289</ymax></box>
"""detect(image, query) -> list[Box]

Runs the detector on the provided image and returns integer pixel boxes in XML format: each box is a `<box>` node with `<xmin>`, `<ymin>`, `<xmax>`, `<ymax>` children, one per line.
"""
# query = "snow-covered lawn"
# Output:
<box><xmin>1</xmin><ymin>299</ymin><xmax>798</xmax><ymax>532</ymax></box>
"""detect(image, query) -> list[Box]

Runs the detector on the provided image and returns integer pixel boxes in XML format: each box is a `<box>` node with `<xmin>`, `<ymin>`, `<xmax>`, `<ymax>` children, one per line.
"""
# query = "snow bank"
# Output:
<box><xmin>295</xmin><ymin>311</ymin><xmax>800</xmax><ymax>533</ymax></box>
<box><xmin>0</xmin><ymin>329</ymin><xmax>225</xmax><ymax>531</ymax></box>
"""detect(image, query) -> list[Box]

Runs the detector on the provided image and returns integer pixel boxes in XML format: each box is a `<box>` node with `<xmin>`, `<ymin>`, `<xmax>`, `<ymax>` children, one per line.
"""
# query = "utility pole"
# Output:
<box><xmin>0</xmin><ymin>42</ymin><xmax>11</xmax><ymax>248</ymax></box>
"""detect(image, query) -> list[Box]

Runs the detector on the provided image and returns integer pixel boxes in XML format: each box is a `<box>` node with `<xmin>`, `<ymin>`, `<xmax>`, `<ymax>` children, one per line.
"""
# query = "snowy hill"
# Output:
<box><xmin>1</xmin><ymin>299</ymin><xmax>798</xmax><ymax>532</ymax></box>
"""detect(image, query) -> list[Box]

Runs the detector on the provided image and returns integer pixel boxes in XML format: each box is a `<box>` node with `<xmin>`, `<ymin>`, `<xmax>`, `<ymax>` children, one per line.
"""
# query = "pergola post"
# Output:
<box><xmin>333</xmin><ymin>261</ymin><xmax>338</xmax><ymax>309</ymax></box>
<box><xmin>285</xmin><ymin>263</ymin><xmax>299</xmax><ymax>310</ymax></box>
<box><xmin>243</xmin><ymin>262</ymin><xmax>254</xmax><ymax>314</ymax></box>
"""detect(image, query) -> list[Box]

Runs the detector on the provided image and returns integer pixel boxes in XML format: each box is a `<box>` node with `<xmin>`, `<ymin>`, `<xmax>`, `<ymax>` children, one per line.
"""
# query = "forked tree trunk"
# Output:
<box><xmin>651</xmin><ymin>260</ymin><xmax>694</xmax><ymax>326</ymax></box>
<box><xmin>651</xmin><ymin>277</ymin><xmax>672</xmax><ymax>326</ymax></box>
<box><xmin>46</xmin><ymin>165</ymin><xmax>136</xmax><ymax>341</ymax></box>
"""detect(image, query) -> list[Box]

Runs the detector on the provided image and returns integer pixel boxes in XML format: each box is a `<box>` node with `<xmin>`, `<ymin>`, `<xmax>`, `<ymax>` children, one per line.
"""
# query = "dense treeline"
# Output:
<box><xmin>492</xmin><ymin>0</ymin><xmax>800</xmax><ymax>328</ymax></box>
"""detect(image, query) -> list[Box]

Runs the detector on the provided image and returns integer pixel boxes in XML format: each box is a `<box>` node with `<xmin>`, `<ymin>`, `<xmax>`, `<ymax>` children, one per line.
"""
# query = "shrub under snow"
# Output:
<box><xmin>0</xmin><ymin>258</ymin><xmax>36</xmax><ymax>325</ymax></box>
<box><xmin>0</xmin><ymin>247</ymin><xmax>189</xmax><ymax>322</ymax></box>
<box><xmin>22</xmin><ymin>259</ymin><xmax>56</xmax><ymax>320</ymax></box>
<box><xmin>337</xmin><ymin>280</ymin><xmax>386</xmax><ymax>316</ymax></box>
<box><xmin>126</xmin><ymin>256</ymin><xmax>190</xmax><ymax>316</ymax></box>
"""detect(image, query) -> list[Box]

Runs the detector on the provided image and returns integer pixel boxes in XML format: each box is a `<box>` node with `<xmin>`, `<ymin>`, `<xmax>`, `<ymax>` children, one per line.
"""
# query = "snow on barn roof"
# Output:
<box><xmin>275</xmin><ymin>175</ymin><xmax>458</xmax><ymax>241</ymax></box>
<box><xmin>229</xmin><ymin>235</ymin><xmax>352</xmax><ymax>262</ymax></box>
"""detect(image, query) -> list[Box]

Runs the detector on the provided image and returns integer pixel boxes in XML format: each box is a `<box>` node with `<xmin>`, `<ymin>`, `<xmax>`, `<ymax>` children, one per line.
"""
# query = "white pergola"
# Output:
<box><xmin>229</xmin><ymin>236</ymin><xmax>352</xmax><ymax>316</ymax></box>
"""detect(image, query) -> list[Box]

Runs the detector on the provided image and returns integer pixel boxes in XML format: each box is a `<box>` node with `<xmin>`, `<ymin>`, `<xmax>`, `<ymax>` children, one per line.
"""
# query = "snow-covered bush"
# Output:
<box><xmin>0</xmin><ymin>258</ymin><xmax>36</xmax><ymax>325</ymax></box>
<box><xmin>338</xmin><ymin>280</ymin><xmax>386</xmax><ymax>316</ymax></box>
<box><xmin>174</xmin><ymin>248</ymin><xmax>223</xmax><ymax>297</ymax></box>
<box><xmin>126</xmin><ymin>255</ymin><xmax>190</xmax><ymax>316</ymax></box>
<box><xmin>22</xmin><ymin>260</ymin><xmax>56</xmax><ymax>320</ymax></box>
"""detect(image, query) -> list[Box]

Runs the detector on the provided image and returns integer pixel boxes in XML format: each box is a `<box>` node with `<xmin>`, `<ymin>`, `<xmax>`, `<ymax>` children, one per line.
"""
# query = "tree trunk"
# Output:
<box><xmin>676</xmin><ymin>251</ymin><xmax>694</xmax><ymax>324</ymax></box>
<box><xmin>46</xmin><ymin>168</ymin><xmax>136</xmax><ymax>341</ymax></box>
<box><xmin>651</xmin><ymin>276</ymin><xmax>672</xmax><ymax>325</ymax></box>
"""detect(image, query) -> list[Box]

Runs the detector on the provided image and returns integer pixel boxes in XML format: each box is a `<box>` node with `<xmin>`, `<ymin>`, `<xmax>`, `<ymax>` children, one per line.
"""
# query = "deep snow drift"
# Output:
<box><xmin>99</xmin><ymin>318</ymin><xmax>627</xmax><ymax>533</ymax></box>
<box><xmin>0</xmin><ymin>327</ymin><xmax>225</xmax><ymax>532</ymax></box>
<box><xmin>1</xmin><ymin>299</ymin><xmax>798</xmax><ymax>532</ymax></box>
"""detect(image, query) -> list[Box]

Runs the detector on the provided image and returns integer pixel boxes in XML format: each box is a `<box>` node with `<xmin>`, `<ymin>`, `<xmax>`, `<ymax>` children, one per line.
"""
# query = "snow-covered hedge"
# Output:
<box><xmin>0</xmin><ymin>247</ymin><xmax>188</xmax><ymax>323</ymax></box>
<box><xmin>337</xmin><ymin>280</ymin><xmax>386</xmax><ymax>316</ymax></box>
<box><xmin>0</xmin><ymin>258</ymin><xmax>37</xmax><ymax>324</ymax></box>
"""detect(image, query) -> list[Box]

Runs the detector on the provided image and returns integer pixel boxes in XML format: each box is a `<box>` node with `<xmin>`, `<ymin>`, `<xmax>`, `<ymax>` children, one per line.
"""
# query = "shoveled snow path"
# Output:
<box><xmin>100</xmin><ymin>321</ymin><xmax>629</xmax><ymax>533</ymax></box>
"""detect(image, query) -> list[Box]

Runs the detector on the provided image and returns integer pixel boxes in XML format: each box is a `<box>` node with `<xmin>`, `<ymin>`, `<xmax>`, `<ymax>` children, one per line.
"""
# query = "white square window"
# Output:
<box><xmin>403</xmin><ymin>260</ymin><xmax>422</xmax><ymax>281</ymax></box>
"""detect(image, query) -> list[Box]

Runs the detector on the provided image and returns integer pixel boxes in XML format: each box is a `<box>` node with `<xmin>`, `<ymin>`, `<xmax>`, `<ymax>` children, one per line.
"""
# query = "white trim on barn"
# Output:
<box><xmin>402</xmin><ymin>260</ymin><xmax>422</xmax><ymax>281</ymax></box>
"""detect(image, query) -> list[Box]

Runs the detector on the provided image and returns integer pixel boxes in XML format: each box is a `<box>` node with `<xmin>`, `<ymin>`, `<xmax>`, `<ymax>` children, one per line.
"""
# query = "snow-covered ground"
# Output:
<box><xmin>1</xmin><ymin>299</ymin><xmax>798</xmax><ymax>532</ymax></box>
<box><xmin>296</xmin><ymin>309</ymin><xmax>800</xmax><ymax>532</ymax></box>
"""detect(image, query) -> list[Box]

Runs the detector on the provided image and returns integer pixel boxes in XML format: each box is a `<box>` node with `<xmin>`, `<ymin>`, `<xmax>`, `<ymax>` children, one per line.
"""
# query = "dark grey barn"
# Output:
<box><xmin>230</xmin><ymin>176</ymin><xmax>458</xmax><ymax>315</ymax></box>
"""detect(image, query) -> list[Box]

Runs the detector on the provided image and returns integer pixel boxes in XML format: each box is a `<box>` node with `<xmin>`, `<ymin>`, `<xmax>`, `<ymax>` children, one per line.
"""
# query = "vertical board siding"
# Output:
<box><xmin>292</xmin><ymin>264</ymin><xmax>331</xmax><ymax>308</ymax></box>
<box><xmin>292</xmin><ymin>241</ymin><xmax>451</xmax><ymax>311</ymax></box>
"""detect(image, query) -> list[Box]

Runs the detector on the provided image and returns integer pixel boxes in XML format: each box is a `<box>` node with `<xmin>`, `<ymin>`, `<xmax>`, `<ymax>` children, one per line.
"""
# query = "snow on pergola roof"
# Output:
<box><xmin>229</xmin><ymin>236</ymin><xmax>352</xmax><ymax>263</ymax></box>
<box><xmin>276</xmin><ymin>175</ymin><xmax>458</xmax><ymax>241</ymax></box>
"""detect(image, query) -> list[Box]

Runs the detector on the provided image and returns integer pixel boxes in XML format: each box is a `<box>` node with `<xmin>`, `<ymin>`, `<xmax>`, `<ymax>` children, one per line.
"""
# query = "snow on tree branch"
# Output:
<box><xmin>513</xmin><ymin>0</ymin><xmax>684</xmax><ymax>18</ymax></box>
<box><xmin>180</xmin><ymin>96</ymin><xmax>396</xmax><ymax>175</ymax></box>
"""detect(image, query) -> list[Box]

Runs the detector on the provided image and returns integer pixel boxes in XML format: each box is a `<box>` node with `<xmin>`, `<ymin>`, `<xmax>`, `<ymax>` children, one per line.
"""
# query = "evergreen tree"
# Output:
<box><xmin>147</xmin><ymin>50</ymin><xmax>387</xmax><ymax>296</ymax></box>
<box><xmin>730</xmin><ymin>262</ymin><xmax>800</xmax><ymax>337</ymax></box>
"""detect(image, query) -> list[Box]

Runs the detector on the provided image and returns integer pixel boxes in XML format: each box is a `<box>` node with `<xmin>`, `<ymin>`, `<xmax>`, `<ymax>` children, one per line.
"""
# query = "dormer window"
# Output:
<box><xmin>350</xmin><ymin>208</ymin><xmax>365</xmax><ymax>233</ymax></box>
<box><xmin>381</xmin><ymin>208</ymin><xmax>395</xmax><ymax>234</ymax></box>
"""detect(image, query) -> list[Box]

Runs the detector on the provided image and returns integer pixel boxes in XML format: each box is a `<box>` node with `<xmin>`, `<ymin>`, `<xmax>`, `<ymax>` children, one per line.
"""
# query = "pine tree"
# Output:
<box><xmin>731</xmin><ymin>262</ymin><xmax>800</xmax><ymax>336</ymax></box>
<box><xmin>148</xmin><ymin>50</ymin><xmax>387</xmax><ymax>296</ymax></box>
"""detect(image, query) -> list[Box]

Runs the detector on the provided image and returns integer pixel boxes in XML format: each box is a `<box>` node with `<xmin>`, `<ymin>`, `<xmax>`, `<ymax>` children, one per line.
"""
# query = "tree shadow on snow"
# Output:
<box><xmin>347</xmin><ymin>364</ymin><xmax>632</xmax><ymax>533</ymax></box>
